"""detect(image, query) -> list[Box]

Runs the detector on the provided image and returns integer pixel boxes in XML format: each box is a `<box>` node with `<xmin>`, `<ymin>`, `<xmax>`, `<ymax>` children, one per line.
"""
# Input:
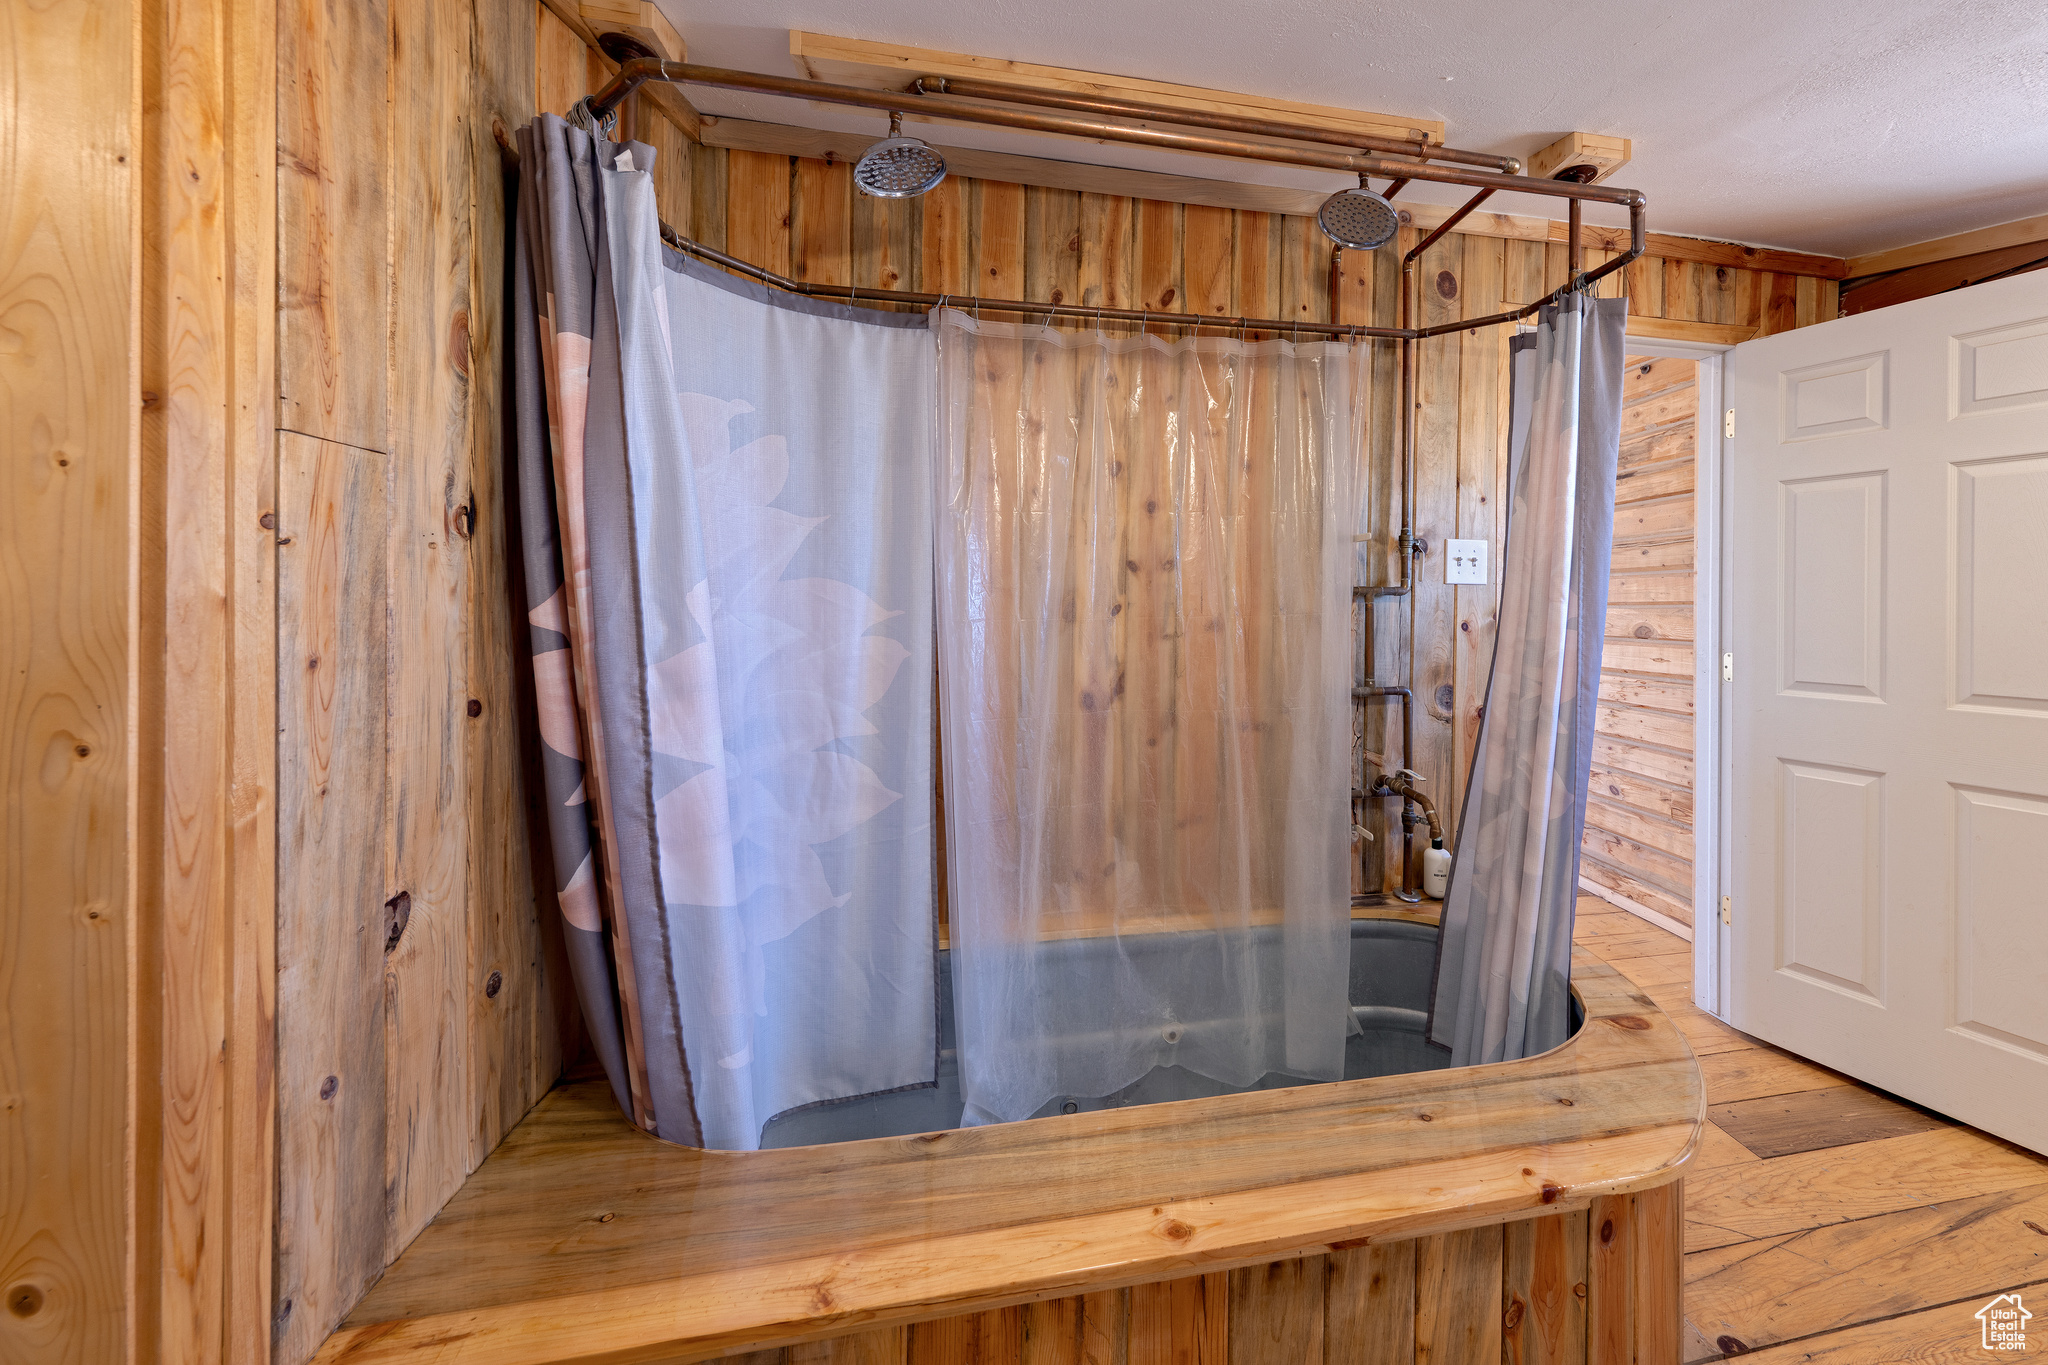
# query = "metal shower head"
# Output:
<box><xmin>1317</xmin><ymin>178</ymin><xmax>1400</xmax><ymax>251</ymax></box>
<box><xmin>854</xmin><ymin>113</ymin><xmax>947</xmax><ymax>198</ymax></box>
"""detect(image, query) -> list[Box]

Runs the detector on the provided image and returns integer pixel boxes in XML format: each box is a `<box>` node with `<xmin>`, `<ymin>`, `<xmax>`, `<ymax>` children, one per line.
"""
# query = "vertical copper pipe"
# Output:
<box><xmin>1393</xmin><ymin>246</ymin><xmax>1421</xmax><ymax>901</ymax></box>
<box><xmin>1568</xmin><ymin>197</ymin><xmax>1583</xmax><ymax>279</ymax></box>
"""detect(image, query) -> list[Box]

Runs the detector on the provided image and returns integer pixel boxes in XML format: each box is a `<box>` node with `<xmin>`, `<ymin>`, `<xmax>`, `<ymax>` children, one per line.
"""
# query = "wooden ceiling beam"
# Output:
<box><xmin>1846</xmin><ymin>212</ymin><xmax>2048</xmax><ymax>278</ymax></box>
<box><xmin>1842</xmin><ymin>239</ymin><xmax>2048</xmax><ymax>315</ymax></box>
<box><xmin>787</xmin><ymin>30</ymin><xmax>1443</xmax><ymax>146</ymax></box>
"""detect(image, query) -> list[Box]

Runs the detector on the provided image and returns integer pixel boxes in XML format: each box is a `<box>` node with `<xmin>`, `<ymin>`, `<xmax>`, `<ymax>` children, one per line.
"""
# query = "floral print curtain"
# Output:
<box><xmin>514</xmin><ymin>115</ymin><xmax>938</xmax><ymax>1149</ymax></box>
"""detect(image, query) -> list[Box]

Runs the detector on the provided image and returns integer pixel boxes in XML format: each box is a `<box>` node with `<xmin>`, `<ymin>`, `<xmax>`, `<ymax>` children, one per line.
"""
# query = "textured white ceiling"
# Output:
<box><xmin>651</xmin><ymin>0</ymin><xmax>2048</xmax><ymax>259</ymax></box>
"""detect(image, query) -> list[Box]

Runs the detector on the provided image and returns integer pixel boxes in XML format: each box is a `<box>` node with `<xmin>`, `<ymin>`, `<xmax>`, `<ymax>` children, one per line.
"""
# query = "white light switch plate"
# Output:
<box><xmin>1445</xmin><ymin>538</ymin><xmax>1489</xmax><ymax>584</ymax></box>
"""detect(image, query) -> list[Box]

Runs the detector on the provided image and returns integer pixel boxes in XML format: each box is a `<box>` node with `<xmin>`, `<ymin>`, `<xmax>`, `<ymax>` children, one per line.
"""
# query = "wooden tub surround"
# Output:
<box><xmin>314</xmin><ymin>931</ymin><xmax>1701</xmax><ymax>1365</ymax></box>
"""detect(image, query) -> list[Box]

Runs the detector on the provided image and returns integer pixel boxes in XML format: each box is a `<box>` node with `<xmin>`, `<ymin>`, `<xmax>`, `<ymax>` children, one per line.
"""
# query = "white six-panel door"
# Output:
<box><xmin>1728</xmin><ymin>270</ymin><xmax>2048</xmax><ymax>1154</ymax></box>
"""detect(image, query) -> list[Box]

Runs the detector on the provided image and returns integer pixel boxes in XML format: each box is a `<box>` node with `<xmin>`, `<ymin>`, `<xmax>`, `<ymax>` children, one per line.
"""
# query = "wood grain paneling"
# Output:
<box><xmin>534</xmin><ymin>0</ymin><xmax>592</xmax><ymax>118</ymax></box>
<box><xmin>728</xmin><ymin>149</ymin><xmax>793</xmax><ymax>278</ymax></box>
<box><xmin>1416</xmin><ymin>1227</ymin><xmax>1504</xmax><ymax>1365</ymax></box>
<box><xmin>219</xmin><ymin>1</ymin><xmax>285</xmax><ymax>1356</ymax></box>
<box><xmin>278</xmin><ymin>0</ymin><xmax>389</xmax><ymax>451</ymax></box>
<box><xmin>144</xmin><ymin>0</ymin><xmax>238</xmax><ymax>1348</ymax></box>
<box><xmin>1</xmin><ymin>2</ymin><xmax>136</xmax><ymax>1359</ymax></box>
<box><xmin>1504</xmin><ymin>1210</ymin><xmax>1588</xmax><ymax>1365</ymax></box>
<box><xmin>676</xmin><ymin>1196</ymin><xmax>1680</xmax><ymax>1365</ymax></box>
<box><xmin>268</xmin><ymin>4</ymin><xmax>569</xmax><ymax>1353</ymax></box>
<box><xmin>7</xmin><ymin>0</ymin><xmax>281</xmax><ymax>1359</ymax></box>
<box><xmin>140</xmin><ymin>0</ymin><xmax>287</xmax><ymax>1358</ymax></box>
<box><xmin>642</xmin><ymin>100</ymin><xmax>694</xmax><ymax>230</ymax></box>
<box><xmin>470</xmin><ymin>0</ymin><xmax>564</xmax><ymax>1173</ymax></box>
<box><xmin>1582</xmin><ymin>356</ymin><xmax>1698</xmax><ymax>930</ymax></box>
<box><xmin>1227</xmin><ymin>1260</ymin><xmax>1321</xmax><ymax>1365</ymax></box>
<box><xmin>1135</xmin><ymin>1273</ymin><xmax>1228</xmax><ymax>1365</ymax></box>
<box><xmin>386</xmin><ymin>0</ymin><xmax>477</xmax><ymax>1260</ymax></box>
<box><xmin>275</xmin><ymin>431</ymin><xmax>391</xmax><ymax>1364</ymax></box>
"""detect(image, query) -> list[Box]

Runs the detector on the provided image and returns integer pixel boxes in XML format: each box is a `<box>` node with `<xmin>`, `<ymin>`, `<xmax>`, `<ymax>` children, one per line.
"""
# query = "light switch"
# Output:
<box><xmin>1445</xmin><ymin>538</ymin><xmax>1489</xmax><ymax>584</ymax></box>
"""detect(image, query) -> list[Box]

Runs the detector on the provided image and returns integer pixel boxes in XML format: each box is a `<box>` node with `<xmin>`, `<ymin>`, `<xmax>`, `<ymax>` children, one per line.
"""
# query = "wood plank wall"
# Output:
<box><xmin>3</xmin><ymin>3</ymin><xmax>140</xmax><ymax>1360</ymax></box>
<box><xmin>269</xmin><ymin>1</ymin><xmax>572</xmax><ymax>1361</ymax></box>
<box><xmin>1581</xmin><ymin>357</ymin><xmax>1701</xmax><ymax>932</ymax></box>
<box><xmin>705</xmin><ymin>1182</ymin><xmax>1682</xmax><ymax>1365</ymax></box>
<box><xmin>5</xmin><ymin>0</ymin><xmax>287</xmax><ymax>1360</ymax></box>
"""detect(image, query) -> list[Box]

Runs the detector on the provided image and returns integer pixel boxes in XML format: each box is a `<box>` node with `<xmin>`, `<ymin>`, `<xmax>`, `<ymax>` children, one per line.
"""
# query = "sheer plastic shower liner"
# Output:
<box><xmin>932</xmin><ymin>311</ymin><xmax>1368</xmax><ymax>1126</ymax></box>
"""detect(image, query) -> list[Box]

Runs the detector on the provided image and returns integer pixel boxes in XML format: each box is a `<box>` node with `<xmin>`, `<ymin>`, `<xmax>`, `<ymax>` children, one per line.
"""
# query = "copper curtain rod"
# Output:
<box><xmin>659</xmin><ymin>220</ymin><xmax>1635</xmax><ymax>341</ymax></box>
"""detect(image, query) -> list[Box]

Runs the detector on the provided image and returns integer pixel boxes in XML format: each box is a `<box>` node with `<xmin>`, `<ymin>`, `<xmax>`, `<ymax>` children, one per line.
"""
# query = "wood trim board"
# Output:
<box><xmin>1844</xmin><ymin>210</ymin><xmax>2048</xmax><ymax>278</ymax></box>
<box><xmin>1840</xmin><ymin>238</ymin><xmax>2048</xmax><ymax>315</ymax></box>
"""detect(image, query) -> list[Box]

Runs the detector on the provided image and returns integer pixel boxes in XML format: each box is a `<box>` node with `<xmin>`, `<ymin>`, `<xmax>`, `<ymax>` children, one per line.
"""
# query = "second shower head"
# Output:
<box><xmin>1317</xmin><ymin>177</ymin><xmax>1400</xmax><ymax>251</ymax></box>
<box><xmin>854</xmin><ymin>112</ymin><xmax>948</xmax><ymax>198</ymax></box>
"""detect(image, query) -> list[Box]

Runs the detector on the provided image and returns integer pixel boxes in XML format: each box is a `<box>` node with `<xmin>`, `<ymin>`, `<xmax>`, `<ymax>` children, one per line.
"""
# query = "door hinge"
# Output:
<box><xmin>1722</xmin><ymin>651</ymin><xmax>1733</xmax><ymax>682</ymax></box>
<box><xmin>1724</xmin><ymin>408</ymin><xmax>1735</xmax><ymax>438</ymax></box>
<box><xmin>1720</xmin><ymin>895</ymin><xmax>1732</xmax><ymax>926</ymax></box>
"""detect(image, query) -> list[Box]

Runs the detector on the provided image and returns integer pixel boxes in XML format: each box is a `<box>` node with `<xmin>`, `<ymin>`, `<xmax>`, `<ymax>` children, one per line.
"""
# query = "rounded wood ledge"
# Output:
<box><xmin>316</xmin><ymin>930</ymin><xmax>1704</xmax><ymax>1365</ymax></box>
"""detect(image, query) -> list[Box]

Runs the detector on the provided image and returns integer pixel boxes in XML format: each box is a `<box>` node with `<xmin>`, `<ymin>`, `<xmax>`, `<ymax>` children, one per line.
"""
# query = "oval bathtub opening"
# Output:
<box><xmin>759</xmin><ymin>916</ymin><xmax>1585</xmax><ymax>1148</ymax></box>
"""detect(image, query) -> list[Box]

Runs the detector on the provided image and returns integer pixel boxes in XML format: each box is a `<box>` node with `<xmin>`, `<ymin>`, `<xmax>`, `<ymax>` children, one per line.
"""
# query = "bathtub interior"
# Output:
<box><xmin>760</xmin><ymin>917</ymin><xmax>1583</xmax><ymax>1148</ymax></box>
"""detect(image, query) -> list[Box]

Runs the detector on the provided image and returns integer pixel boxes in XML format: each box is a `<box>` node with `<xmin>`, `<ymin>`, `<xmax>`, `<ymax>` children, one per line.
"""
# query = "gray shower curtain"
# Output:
<box><xmin>513</xmin><ymin>115</ymin><xmax>939</xmax><ymax>1149</ymax></box>
<box><xmin>1429</xmin><ymin>293</ymin><xmax>1626</xmax><ymax>1067</ymax></box>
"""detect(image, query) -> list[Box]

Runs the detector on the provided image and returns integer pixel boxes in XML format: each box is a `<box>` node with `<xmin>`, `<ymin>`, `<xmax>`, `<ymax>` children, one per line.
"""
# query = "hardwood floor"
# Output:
<box><xmin>1571</xmin><ymin>896</ymin><xmax>2048</xmax><ymax>1363</ymax></box>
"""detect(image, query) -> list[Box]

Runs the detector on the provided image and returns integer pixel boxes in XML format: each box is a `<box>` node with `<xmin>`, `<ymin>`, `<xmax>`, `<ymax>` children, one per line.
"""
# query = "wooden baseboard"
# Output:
<box><xmin>1580</xmin><ymin>875</ymin><xmax>1694</xmax><ymax>941</ymax></box>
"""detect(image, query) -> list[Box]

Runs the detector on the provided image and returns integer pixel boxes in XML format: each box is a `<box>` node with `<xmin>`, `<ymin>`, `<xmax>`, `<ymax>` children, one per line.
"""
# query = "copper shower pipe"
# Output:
<box><xmin>908</xmin><ymin>74</ymin><xmax>1521</xmax><ymax>173</ymax></box>
<box><xmin>1354</xmin><ymin>179</ymin><xmax>1643</xmax><ymax>898</ymax></box>
<box><xmin>586</xmin><ymin>60</ymin><xmax>1645</xmax><ymax>210</ymax></box>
